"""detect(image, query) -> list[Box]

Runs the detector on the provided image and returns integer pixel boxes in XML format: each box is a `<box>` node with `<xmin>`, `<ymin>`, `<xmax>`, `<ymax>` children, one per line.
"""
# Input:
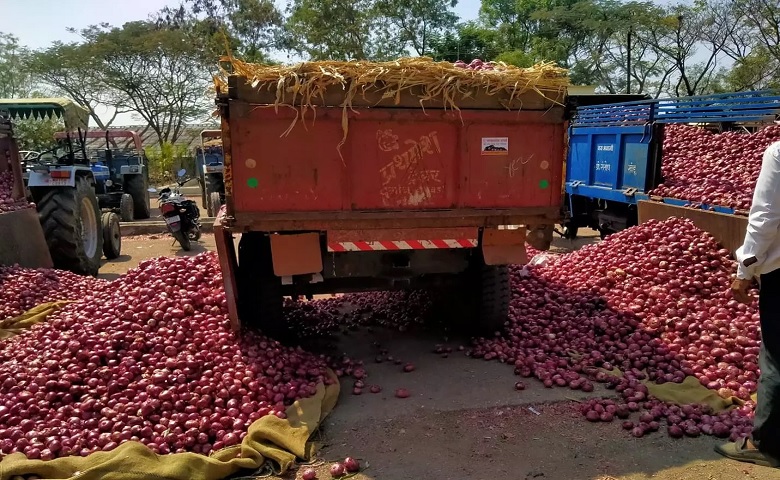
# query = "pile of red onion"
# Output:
<box><xmin>0</xmin><ymin>253</ymin><xmax>331</xmax><ymax>459</ymax></box>
<box><xmin>0</xmin><ymin>171</ymin><xmax>33</xmax><ymax>213</ymax></box>
<box><xmin>651</xmin><ymin>124</ymin><xmax>780</xmax><ymax>210</ymax></box>
<box><xmin>471</xmin><ymin>217</ymin><xmax>759</xmax><ymax>439</ymax></box>
<box><xmin>454</xmin><ymin>59</ymin><xmax>498</xmax><ymax>71</ymax></box>
<box><xmin>0</xmin><ymin>266</ymin><xmax>108</xmax><ymax>320</ymax></box>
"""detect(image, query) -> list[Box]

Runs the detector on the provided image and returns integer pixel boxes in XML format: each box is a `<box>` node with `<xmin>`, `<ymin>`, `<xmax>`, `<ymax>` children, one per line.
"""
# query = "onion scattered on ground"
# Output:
<box><xmin>0</xmin><ymin>266</ymin><xmax>108</xmax><ymax>320</ymax></box>
<box><xmin>0</xmin><ymin>253</ymin><xmax>331</xmax><ymax>459</ymax></box>
<box><xmin>471</xmin><ymin>217</ymin><xmax>758</xmax><ymax>439</ymax></box>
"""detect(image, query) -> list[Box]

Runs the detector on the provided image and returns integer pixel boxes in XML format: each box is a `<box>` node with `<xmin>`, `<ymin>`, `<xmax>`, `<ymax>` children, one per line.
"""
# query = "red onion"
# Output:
<box><xmin>329</xmin><ymin>463</ymin><xmax>345</xmax><ymax>478</ymax></box>
<box><xmin>0</xmin><ymin>171</ymin><xmax>34</xmax><ymax>213</ymax></box>
<box><xmin>343</xmin><ymin>457</ymin><xmax>360</xmax><ymax>473</ymax></box>
<box><xmin>394</xmin><ymin>388</ymin><xmax>410</xmax><ymax>399</ymax></box>
<box><xmin>302</xmin><ymin>468</ymin><xmax>318</xmax><ymax>480</ymax></box>
<box><xmin>651</xmin><ymin>124</ymin><xmax>780</xmax><ymax>210</ymax></box>
<box><xmin>0</xmin><ymin>253</ymin><xmax>330</xmax><ymax>459</ymax></box>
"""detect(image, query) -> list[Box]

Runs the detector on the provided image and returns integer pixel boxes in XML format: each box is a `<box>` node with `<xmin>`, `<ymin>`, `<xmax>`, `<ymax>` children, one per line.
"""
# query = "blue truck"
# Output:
<box><xmin>195</xmin><ymin>129</ymin><xmax>224</xmax><ymax>217</ymax></box>
<box><xmin>563</xmin><ymin>90</ymin><xmax>780</xmax><ymax>246</ymax></box>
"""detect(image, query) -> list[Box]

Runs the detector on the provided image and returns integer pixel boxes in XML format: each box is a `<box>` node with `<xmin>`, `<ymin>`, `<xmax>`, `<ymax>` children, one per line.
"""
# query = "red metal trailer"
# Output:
<box><xmin>214</xmin><ymin>76</ymin><xmax>567</xmax><ymax>337</ymax></box>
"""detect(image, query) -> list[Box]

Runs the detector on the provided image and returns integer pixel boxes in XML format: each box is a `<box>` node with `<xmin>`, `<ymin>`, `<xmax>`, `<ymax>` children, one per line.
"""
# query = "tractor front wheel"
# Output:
<box><xmin>102</xmin><ymin>212</ymin><xmax>121</xmax><ymax>259</ymax></box>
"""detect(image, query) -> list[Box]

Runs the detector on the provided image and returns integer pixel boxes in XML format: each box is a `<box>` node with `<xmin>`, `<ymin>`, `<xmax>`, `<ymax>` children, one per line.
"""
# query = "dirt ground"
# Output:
<box><xmin>97</xmin><ymin>234</ymin><xmax>780</xmax><ymax>480</ymax></box>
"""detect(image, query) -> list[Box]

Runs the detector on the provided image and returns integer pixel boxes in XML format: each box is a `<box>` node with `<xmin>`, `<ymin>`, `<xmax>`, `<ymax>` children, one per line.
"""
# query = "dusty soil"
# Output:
<box><xmin>101</xmin><ymin>234</ymin><xmax>780</xmax><ymax>480</ymax></box>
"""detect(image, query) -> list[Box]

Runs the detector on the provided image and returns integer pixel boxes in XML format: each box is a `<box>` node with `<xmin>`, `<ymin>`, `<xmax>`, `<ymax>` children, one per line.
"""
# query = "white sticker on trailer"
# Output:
<box><xmin>481</xmin><ymin>137</ymin><xmax>509</xmax><ymax>155</ymax></box>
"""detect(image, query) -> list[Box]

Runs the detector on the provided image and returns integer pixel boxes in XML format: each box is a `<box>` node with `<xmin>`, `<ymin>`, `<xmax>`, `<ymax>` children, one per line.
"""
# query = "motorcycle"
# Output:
<box><xmin>149</xmin><ymin>169</ymin><xmax>201</xmax><ymax>251</ymax></box>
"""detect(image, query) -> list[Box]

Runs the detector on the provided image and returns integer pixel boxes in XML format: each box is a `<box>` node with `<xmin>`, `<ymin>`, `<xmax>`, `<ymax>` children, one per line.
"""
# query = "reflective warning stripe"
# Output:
<box><xmin>327</xmin><ymin>239</ymin><xmax>477</xmax><ymax>252</ymax></box>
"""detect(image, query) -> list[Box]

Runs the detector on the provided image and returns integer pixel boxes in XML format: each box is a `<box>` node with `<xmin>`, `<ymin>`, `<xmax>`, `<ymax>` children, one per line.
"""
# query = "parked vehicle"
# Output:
<box><xmin>563</xmin><ymin>90</ymin><xmax>780</xmax><ymax>248</ymax></box>
<box><xmin>0</xmin><ymin>98</ymin><xmax>117</xmax><ymax>275</ymax></box>
<box><xmin>152</xmin><ymin>169</ymin><xmax>201</xmax><ymax>251</ymax></box>
<box><xmin>55</xmin><ymin>130</ymin><xmax>151</xmax><ymax>221</ymax></box>
<box><xmin>211</xmin><ymin>73</ymin><xmax>567</xmax><ymax>338</ymax></box>
<box><xmin>195</xmin><ymin>130</ymin><xmax>224</xmax><ymax>217</ymax></box>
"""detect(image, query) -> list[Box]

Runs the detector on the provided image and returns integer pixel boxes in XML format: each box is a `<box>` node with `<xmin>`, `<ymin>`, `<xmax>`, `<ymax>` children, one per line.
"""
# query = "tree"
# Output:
<box><xmin>721</xmin><ymin>0</ymin><xmax>780</xmax><ymax>90</ymax></box>
<box><xmin>539</xmin><ymin>0</ymin><xmax>675</xmax><ymax>95</ymax></box>
<box><xmin>75</xmin><ymin>21</ymin><xmax>212</xmax><ymax>144</ymax></box>
<box><xmin>158</xmin><ymin>0</ymin><xmax>284</xmax><ymax>62</ymax></box>
<box><xmin>429</xmin><ymin>23</ymin><xmax>502</xmax><ymax>62</ymax></box>
<box><xmin>644</xmin><ymin>1</ymin><xmax>739</xmax><ymax>96</ymax></box>
<box><xmin>27</xmin><ymin>42</ymin><xmax>128</xmax><ymax>129</ymax></box>
<box><xmin>0</xmin><ymin>33</ymin><xmax>34</xmax><ymax>98</ymax></box>
<box><xmin>284</xmin><ymin>0</ymin><xmax>392</xmax><ymax>60</ymax></box>
<box><xmin>375</xmin><ymin>0</ymin><xmax>459</xmax><ymax>56</ymax></box>
<box><xmin>13</xmin><ymin>117</ymin><xmax>63</xmax><ymax>151</ymax></box>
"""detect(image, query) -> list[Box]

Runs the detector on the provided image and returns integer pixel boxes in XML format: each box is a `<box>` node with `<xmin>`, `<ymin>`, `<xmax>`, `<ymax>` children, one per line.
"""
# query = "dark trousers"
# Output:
<box><xmin>754</xmin><ymin>268</ymin><xmax>780</xmax><ymax>457</ymax></box>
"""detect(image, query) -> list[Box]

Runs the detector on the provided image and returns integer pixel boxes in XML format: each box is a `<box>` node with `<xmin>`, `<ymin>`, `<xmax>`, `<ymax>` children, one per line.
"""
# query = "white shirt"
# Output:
<box><xmin>736</xmin><ymin>141</ymin><xmax>780</xmax><ymax>279</ymax></box>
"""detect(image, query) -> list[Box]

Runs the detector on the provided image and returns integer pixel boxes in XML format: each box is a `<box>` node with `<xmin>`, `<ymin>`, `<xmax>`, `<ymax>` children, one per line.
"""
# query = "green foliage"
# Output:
<box><xmin>27</xmin><ymin>41</ymin><xmax>122</xmax><ymax>129</ymax></box>
<box><xmin>429</xmin><ymin>23</ymin><xmax>501</xmax><ymax>62</ymax></box>
<box><xmin>12</xmin><ymin>117</ymin><xmax>62</xmax><ymax>151</ymax></box>
<box><xmin>375</xmin><ymin>0</ymin><xmax>459</xmax><ymax>56</ymax></box>
<box><xmin>0</xmin><ymin>33</ymin><xmax>33</xmax><ymax>98</ymax></box>
<box><xmin>158</xmin><ymin>0</ymin><xmax>284</xmax><ymax>62</ymax></box>
<box><xmin>285</xmin><ymin>0</ymin><xmax>386</xmax><ymax>60</ymax></box>
<box><xmin>146</xmin><ymin>142</ymin><xmax>191</xmax><ymax>185</ymax></box>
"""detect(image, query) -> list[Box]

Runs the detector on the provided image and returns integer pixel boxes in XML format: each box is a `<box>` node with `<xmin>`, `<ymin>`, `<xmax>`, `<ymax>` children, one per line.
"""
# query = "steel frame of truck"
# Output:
<box><xmin>564</xmin><ymin>90</ymin><xmax>780</xmax><ymax>248</ymax></box>
<box><xmin>212</xmin><ymin>75</ymin><xmax>568</xmax><ymax>338</ymax></box>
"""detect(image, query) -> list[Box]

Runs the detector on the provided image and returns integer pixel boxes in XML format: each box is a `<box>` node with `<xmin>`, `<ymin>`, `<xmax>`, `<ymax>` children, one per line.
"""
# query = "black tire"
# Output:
<box><xmin>238</xmin><ymin>233</ymin><xmax>286</xmax><ymax>340</ymax></box>
<box><xmin>563</xmin><ymin>224</ymin><xmax>579</xmax><ymax>240</ymax></box>
<box><xmin>101</xmin><ymin>212</ymin><xmax>121</xmax><ymax>259</ymax></box>
<box><xmin>173</xmin><ymin>230</ymin><xmax>191</xmax><ymax>251</ymax></box>
<box><xmin>208</xmin><ymin>191</ymin><xmax>222</xmax><ymax>217</ymax></box>
<box><xmin>475</xmin><ymin>262</ymin><xmax>511</xmax><ymax>335</ymax></box>
<box><xmin>124</xmin><ymin>174</ymin><xmax>150</xmax><ymax>220</ymax></box>
<box><xmin>119</xmin><ymin>193</ymin><xmax>134</xmax><ymax>222</ymax></box>
<box><xmin>36</xmin><ymin>176</ymin><xmax>104</xmax><ymax>276</ymax></box>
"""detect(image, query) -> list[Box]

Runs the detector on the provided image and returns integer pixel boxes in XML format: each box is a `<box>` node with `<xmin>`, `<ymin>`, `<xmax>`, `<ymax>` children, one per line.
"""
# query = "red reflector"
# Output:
<box><xmin>161</xmin><ymin>204</ymin><xmax>175</xmax><ymax>213</ymax></box>
<box><xmin>50</xmin><ymin>170</ymin><xmax>72</xmax><ymax>179</ymax></box>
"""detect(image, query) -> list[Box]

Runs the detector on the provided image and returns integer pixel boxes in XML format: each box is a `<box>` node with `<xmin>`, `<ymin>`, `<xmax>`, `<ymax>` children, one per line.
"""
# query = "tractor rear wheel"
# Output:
<box><xmin>124</xmin><ymin>174</ymin><xmax>150</xmax><ymax>220</ymax></box>
<box><xmin>36</xmin><ymin>176</ymin><xmax>103</xmax><ymax>276</ymax></box>
<box><xmin>119</xmin><ymin>193</ymin><xmax>134</xmax><ymax>222</ymax></box>
<box><xmin>101</xmin><ymin>212</ymin><xmax>121</xmax><ymax>259</ymax></box>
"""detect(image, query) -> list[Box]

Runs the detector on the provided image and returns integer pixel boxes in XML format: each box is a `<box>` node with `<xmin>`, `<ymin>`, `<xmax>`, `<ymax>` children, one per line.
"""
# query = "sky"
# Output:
<box><xmin>3</xmin><ymin>0</ymin><xmax>483</xmax><ymax>50</ymax></box>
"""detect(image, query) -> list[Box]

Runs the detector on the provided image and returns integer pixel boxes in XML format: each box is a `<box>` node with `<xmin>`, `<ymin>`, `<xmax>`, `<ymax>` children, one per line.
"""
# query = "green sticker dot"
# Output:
<box><xmin>539</xmin><ymin>179</ymin><xmax>550</xmax><ymax>189</ymax></box>
<box><xmin>247</xmin><ymin>177</ymin><xmax>259</xmax><ymax>188</ymax></box>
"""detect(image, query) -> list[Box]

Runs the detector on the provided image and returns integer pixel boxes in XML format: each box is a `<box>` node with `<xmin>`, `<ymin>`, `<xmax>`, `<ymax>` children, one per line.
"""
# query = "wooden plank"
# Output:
<box><xmin>637</xmin><ymin>200</ymin><xmax>748</xmax><ymax>252</ymax></box>
<box><xmin>228</xmin><ymin>76</ymin><xmax>565</xmax><ymax>111</ymax></box>
<box><xmin>0</xmin><ymin>209</ymin><xmax>53</xmax><ymax>269</ymax></box>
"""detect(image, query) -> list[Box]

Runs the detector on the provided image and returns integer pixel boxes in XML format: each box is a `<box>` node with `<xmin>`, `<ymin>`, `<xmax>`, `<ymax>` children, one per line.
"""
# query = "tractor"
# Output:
<box><xmin>195</xmin><ymin>129</ymin><xmax>224</xmax><ymax>217</ymax></box>
<box><xmin>56</xmin><ymin>130</ymin><xmax>151</xmax><ymax>222</ymax></box>
<box><xmin>0</xmin><ymin>98</ymin><xmax>121</xmax><ymax>276</ymax></box>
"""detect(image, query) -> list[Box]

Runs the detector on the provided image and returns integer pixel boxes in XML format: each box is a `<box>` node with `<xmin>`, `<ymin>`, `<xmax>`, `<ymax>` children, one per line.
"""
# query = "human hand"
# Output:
<box><xmin>730</xmin><ymin>278</ymin><xmax>754</xmax><ymax>305</ymax></box>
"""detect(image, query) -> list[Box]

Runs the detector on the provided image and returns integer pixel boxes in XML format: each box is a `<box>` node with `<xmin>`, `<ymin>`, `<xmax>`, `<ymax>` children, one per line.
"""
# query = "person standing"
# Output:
<box><xmin>717</xmin><ymin>140</ymin><xmax>780</xmax><ymax>468</ymax></box>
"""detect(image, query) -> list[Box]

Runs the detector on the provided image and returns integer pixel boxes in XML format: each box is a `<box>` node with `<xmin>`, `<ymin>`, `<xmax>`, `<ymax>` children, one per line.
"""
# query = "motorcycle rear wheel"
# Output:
<box><xmin>173</xmin><ymin>230</ymin><xmax>191</xmax><ymax>251</ymax></box>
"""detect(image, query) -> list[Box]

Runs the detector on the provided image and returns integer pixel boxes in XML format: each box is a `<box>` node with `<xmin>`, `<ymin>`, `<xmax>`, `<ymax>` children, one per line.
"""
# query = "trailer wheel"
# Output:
<box><xmin>208</xmin><ymin>192</ymin><xmax>221</xmax><ymax>218</ymax></box>
<box><xmin>101</xmin><ymin>212</ymin><xmax>121</xmax><ymax>260</ymax></box>
<box><xmin>119</xmin><ymin>193</ymin><xmax>134</xmax><ymax>222</ymax></box>
<box><xmin>475</xmin><ymin>262</ymin><xmax>511</xmax><ymax>335</ymax></box>
<box><xmin>238</xmin><ymin>233</ymin><xmax>285</xmax><ymax>340</ymax></box>
<box><xmin>36</xmin><ymin>176</ymin><xmax>104</xmax><ymax>276</ymax></box>
<box><xmin>124</xmin><ymin>174</ymin><xmax>150</xmax><ymax>220</ymax></box>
